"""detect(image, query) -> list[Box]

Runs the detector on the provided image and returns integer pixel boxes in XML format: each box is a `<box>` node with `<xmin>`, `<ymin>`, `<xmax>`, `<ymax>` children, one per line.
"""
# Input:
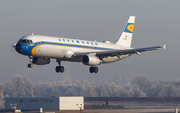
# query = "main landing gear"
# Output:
<box><xmin>56</xmin><ymin>60</ymin><xmax>64</xmax><ymax>73</ymax></box>
<box><xmin>89</xmin><ymin>66</ymin><xmax>98</xmax><ymax>73</ymax></box>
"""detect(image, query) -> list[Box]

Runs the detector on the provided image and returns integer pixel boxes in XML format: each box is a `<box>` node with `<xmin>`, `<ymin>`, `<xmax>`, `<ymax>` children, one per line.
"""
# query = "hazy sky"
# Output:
<box><xmin>0</xmin><ymin>0</ymin><xmax>179</xmax><ymax>85</ymax></box>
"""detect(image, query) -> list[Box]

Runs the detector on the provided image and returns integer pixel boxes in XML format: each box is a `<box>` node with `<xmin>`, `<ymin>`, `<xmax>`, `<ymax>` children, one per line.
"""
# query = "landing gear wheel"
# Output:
<box><xmin>60</xmin><ymin>66</ymin><xmax>64</xmax><ymax>73</ymax></box>
<box><xmin>55</xmin><ymin>66</ymin><xmax>64</xmax><ymax>73</ymax></box>
<box><xmin>56</xmin><ymin>66</ymin><xmax>60</xmax><ymax>73</ymax></box>
<box><xmin>94</xmin><ymin>67</ymin><xmax>98</xmax><ymax>73</ymax></box>
<box><xmin>89</xmin><ymin>67</ymin><xmax>98</xmax><ymax>73</ymax></box>
<box><xmin>27</xmin><ymin>64</ymin><xmax>33</xmax><ymax>68</ymax></box>
<box><xmin>55</xmin><ymin>60</ymin><xmax>65</xmax><ymax>73</ymax></box>
<box><xmin>90</xmin><ymin>67</ymin><xmax>94</xmax><ymax>73</ymax></box>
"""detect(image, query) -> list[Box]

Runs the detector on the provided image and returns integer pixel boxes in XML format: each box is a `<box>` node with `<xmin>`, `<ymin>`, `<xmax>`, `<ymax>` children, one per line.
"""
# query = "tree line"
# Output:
<box><xmin>0</xmin><ymin>74</ymin><xmax>180</xmax><ymax>108</ymax></box>
<box><xmin>1</xmin><ymin>74</ymin><xmax>180</xmax><ymax>99</ymax></box>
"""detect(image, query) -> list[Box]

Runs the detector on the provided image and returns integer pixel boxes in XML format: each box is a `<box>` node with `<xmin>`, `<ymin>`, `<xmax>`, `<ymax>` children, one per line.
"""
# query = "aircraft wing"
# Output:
<box><xmin>74</xmin><ymin>45</ymin><xmax>166</xmax><ymax>57</ymax></box>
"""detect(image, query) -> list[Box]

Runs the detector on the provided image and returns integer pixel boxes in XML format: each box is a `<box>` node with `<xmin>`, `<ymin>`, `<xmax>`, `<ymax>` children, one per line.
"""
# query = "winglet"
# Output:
<box><xmin>163</xmin><ymin>44</ymin><xmax>166</xmax><ymax>50</ymax></box>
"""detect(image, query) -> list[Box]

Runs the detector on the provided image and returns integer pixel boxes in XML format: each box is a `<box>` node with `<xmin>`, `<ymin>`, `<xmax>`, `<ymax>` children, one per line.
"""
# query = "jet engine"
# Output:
<box><xmin>81</xmin><ymin>55</ymin><xmax>101</xmax><ymax>66</ymax></box>
<box><xmin>31</xmin><ymin>57</ymin><xmax>50</xmax><ymax>65</ymax></box>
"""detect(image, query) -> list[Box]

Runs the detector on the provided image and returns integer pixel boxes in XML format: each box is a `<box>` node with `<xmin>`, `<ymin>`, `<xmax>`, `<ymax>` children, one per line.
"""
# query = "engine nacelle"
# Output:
<box><xmin>81</xmin><ymin>55</ymin><xmax>101</xmax><ymax>66</ymax></box>
<box><xmin>31</xmin><ymin>57</ymin><xmax>50</xmax><ymax>65</ymax></box>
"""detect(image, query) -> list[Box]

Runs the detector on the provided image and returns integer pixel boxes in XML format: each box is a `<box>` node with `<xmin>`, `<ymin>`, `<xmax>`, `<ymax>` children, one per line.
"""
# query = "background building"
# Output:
<box><xmin>5</xmin><ymin>97</ymin><xmax>84</xmax><ymax>110</ymax></box>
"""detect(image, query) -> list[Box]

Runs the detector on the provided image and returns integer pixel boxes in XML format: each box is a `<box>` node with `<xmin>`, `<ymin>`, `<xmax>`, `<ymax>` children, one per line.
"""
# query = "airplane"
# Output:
<box><xmin>13</xmin><ymin>16</ymin><xmax>166</xmax><ymax>73</ymax></box>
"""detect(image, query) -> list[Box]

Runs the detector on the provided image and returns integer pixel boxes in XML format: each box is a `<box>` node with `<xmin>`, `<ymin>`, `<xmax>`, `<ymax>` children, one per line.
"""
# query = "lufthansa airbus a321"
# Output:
<box><xmin>13</xmin><ymin>16</ymin><xmax>166</xmax><ymax>73</ymax></box>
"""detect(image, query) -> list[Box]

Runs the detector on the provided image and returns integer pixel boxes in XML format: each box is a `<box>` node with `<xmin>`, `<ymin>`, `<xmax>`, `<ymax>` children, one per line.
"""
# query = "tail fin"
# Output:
<box><xmin>116</xmin><ymin>16</ymin><xmax>135</xmax><ymax>47</ymax></box>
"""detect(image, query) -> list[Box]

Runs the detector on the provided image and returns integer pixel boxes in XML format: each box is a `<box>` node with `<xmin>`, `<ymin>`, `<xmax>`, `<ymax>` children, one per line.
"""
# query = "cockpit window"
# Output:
<box><xmin>20</xmin><ymin>39</ymin><xmax>33</xmax><ymax>43</ymax></box>
<box><xmin>21</xmin><ymin>40</ymin><xmax>28</xmax><ymax>43</ymax></box>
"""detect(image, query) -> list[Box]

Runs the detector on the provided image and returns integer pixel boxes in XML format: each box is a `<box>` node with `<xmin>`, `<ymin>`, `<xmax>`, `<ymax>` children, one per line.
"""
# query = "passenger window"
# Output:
<box><xmin>91</xmin><ymin>42</ymin><xmax>93</xmax><ymax>45</ymax></box>
<box><xmin>82</xmin><ymin>41</ymin><xmax>85</xmax><ymax>44</ymax></box>
<box><xmin>95</xmin><ymin>43</ymin><xmax>98</xmax><ymax>45</ymax></box>
<box><xmin>67</xmin><ymin>39</ymin><xmax>69</xmax><ymax>42</ymax></box>
<box><xmin>76</xmin><ymin>40</ymin><xmax>79</xmax><ymax>43</ymax></box>
<box><xmin>59</xmin><ymin>39</ymin><xmax>61</xmax><ymax>41</ymax></box>
<box><xmin>87</xmin><ymin>42</ymin><xmax>89</xmax><ymax>44</ymax></box>
<box><xmin>72</xmin><ymin>40</ymin><xmax>74</xmax><ymax>43</ymax></box>
<box><xmin>63</xmin><ymin>39</ymin><xmax>65</xmax><ymax>42</ymax></box>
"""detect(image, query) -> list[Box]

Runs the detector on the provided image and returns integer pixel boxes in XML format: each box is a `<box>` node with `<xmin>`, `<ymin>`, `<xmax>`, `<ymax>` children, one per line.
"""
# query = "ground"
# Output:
<box><xmin>0</xmin><ymin>109</ymin><xmax>178</xmax><ymax>113</ymax></box>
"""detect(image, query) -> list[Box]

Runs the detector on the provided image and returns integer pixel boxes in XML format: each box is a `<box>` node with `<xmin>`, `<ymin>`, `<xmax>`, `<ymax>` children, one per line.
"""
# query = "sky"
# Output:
<box><xmin>0</xmin><ymin>0</ymin><xmax>179</xmax><ymax>85</ymax></box>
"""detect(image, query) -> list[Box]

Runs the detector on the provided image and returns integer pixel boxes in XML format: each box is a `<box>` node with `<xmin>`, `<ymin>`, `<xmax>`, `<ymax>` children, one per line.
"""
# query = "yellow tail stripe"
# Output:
<box><xmin>31</xmin><ymin>45</ymin><xmax>41</xmax><ymax>56</ymax></box>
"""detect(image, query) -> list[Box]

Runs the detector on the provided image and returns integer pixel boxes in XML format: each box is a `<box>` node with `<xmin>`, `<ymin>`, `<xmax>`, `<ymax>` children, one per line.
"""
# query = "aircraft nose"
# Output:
<box><xmin>15</xmin><ymin>43</ymin><xmax>22</xmax><ymax>52</ymax></box>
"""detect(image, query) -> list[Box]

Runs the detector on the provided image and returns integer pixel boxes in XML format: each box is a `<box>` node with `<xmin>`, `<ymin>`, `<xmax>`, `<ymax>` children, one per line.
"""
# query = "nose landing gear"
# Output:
<box><xmin>27</xmin><ymin>64</ymin><xmax>33</xmax><ymax>68</ymax></box>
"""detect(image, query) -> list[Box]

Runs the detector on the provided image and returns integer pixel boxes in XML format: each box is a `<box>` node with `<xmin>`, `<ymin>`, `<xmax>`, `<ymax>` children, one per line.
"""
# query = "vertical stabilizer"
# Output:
<box><xmin>116</xmin><ymin>16</ymin><xmax>135</xmax><ymax>47</ymax></box>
